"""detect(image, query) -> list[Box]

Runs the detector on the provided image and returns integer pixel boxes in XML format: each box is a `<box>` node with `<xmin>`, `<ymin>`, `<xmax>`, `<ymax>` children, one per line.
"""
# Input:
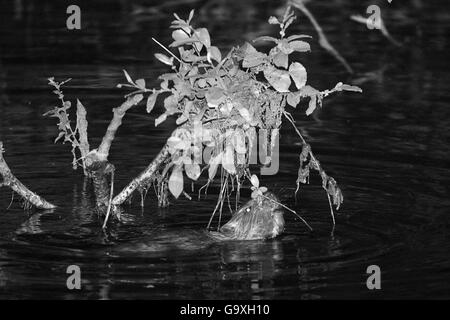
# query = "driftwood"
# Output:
<box><xmin>0</xmin><ymin>141</ymin><xmax>56</xmax><ymax>210</ymax></box>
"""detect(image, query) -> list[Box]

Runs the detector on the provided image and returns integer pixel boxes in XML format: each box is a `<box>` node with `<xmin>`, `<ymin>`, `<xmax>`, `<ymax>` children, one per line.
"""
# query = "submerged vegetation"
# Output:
<box><xmin>1</xmin><ymin>6</ymin><xmax>361</xmax><ymax>233</ymax></box>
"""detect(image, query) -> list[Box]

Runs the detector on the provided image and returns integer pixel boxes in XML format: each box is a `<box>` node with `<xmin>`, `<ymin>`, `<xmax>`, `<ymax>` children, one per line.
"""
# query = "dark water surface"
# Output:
<box><xmin>0</xmin><ymin>0</ymin><xmax>449</xmax><ymax>299</ymax></box>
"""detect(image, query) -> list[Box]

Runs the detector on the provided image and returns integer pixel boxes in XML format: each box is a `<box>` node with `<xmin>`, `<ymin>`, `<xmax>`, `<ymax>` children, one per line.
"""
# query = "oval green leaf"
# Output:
<box><xmin>154</xmin><ymin>53</ymin><xmax>173</xmax><ymax>66</ymax></box>
<box><xmin>264</xmin><ymin>66</ymin><xmax>291</xmax><ymax>92</ymax></box>
<box><xmin>208</xmin><ymin>152</ymin><xmax>222</xmax><ymax>180</ymax></box>
<box><xmin>250</xmin><ymin>174</ymin><xmax>259</xmax><ymax>188</ymax></box>
<box><xmin>194</xmin><ymin>28</ymin><xmax>211</xmax><ymax>48</ymax></box>
<box><xmin>289</xmin><ymin>40</ymin><xmax>311</xmax><ymax>52</ymax></box>
<box><xmin>146</xmin><ymin>93</ymin><xmax>158</xmax><ymax>113</ymax></box>
<box><xmin>289</xmin><ymin>62</ymin><xmax>307</xmax><ymax>90</ymax></box>
<box><xmin>208</xmin><ymin>46</ymin><xmax>222</xmax><ymax>63</ymax></box>
<box><xmin>287</xmin><ymin>92</ymin><xmax>300</xmax><ymax>108</ymax></box>
<box><xmin>222</xmin><ymin>146</ymin><xmax>236</xmax><ymax>174</ymax></box>
<box><xmin>185</xmin><ymin>163</ymin><xmax>201</xmax><ymax>181</ymax></box>
<box><xmin>272</xmin><ymin>51</ymin><xmax>288</xmax><ymax>69</ymax></box>
<box><xmin>169</xmin><ymin>165</ymin><xmax>184</xmax><ymax>198</ymax></box>
<box><xmin>155</xmin><ymin>113</ymin><xmax>167</xmax><ymax>127</ymax></box>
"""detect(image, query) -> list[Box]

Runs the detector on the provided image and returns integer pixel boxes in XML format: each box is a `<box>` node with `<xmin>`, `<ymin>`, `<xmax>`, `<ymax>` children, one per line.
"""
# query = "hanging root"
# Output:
<box><xmin>102</xmin><ymin>168</ymin><xmax>115</xmax><ymax>229</ymax></box>
<box><xmin>0</xmin><ymin>142</ymin><xmax>56</xmax><ymax>210</ymax></box>
<box><xmin>207</xmin><ymin>172</ymin><xmax>229</xmax><ymax>230</ymax></box>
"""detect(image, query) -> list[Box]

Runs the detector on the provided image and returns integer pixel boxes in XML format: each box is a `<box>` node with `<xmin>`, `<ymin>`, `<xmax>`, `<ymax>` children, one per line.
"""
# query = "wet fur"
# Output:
<box><xmin>210</xmin><ymin>192</ymin><xmax>285</xmax><ymax>240</ymax></box>
<box><xmin>115</xmin><ymin>192</ymin><xmax>285</xmax><ymax>253</ymax></box>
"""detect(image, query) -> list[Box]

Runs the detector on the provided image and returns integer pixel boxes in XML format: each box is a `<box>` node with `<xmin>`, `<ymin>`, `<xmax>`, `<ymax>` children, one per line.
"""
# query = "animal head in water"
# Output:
<box><xmin>218</xmin><ymin>192</ymin><xmax>285</xmax><ymax>240</ymax></box>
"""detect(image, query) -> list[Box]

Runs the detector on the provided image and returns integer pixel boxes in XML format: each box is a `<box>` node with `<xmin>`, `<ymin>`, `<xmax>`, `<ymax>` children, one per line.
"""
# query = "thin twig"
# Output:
<box><xmin>182</xmin><ymin>191</ymin><xmax>192</xmax><ymax>200</ymax></box>
<box><xmin>102</xmin><ymin>170</ymin><xmax>115</xmax><ymax>229</ymax></box>
<box><xmin>283</xmin><ymin>111</ymin><xmax>306</xmax><ymax>144</ymax></box>
<box><xmin>152</xmin><ymin>37</ymin><xmax>182</xmax><ymax>63</ymax></box>
<box><xmin>217</xmin><ymin>174</ymin><xmax>228</xmax><ymax>230</ymax></box>
<box><xmin>350</xmin><ymin>14</ymin><xmax>402</xmax><ymax>47</ymax></box>
<box><xmin>207</xmin><ymin>176</ymin><xmax>227</xmax><ymax>230</ymax></box>
<box><xmin>7</xmin><ymin>191</ymin><xmax>15</xmax><ymax>210</ymax></box>
<box><xmin>327</xmin><ymin>192</ymin><xmax>336</xmax><ymax>227</ymax></box>
<box><xmin>261</xmin><ymin>194</ymin><xmax>313</xmax><ymax>231</ymax></box>
<box><xmin>290</xmin><ymin>0</ymin><xmax>353</xmax><ymax>73</ymax></box>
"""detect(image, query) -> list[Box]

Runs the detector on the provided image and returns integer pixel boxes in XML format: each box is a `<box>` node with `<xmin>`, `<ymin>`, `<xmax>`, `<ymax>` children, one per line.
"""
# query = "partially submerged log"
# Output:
<box><xmin>0</xmin><ymin>141</ymin><xmax>56</xmax><ymax>210</ymax></box>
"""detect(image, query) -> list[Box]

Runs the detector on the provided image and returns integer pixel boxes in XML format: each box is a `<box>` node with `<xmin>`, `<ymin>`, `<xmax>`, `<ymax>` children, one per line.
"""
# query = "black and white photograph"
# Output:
<box><xmin>0</xmin><ymin>0</ymin><xmax>449</xmax><ymax>305</ymax></box>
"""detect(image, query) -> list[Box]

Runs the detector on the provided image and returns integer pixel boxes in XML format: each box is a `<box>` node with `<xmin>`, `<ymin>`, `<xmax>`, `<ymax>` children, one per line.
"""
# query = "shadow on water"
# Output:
<box><xmin>0</xmin><ymin>0</ymin><xmax>450</xmax><ymax>299</ymax></box>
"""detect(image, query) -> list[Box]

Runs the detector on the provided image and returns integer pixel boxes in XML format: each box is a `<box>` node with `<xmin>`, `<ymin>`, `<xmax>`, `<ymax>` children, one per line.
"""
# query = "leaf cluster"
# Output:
<box><xmin>117</xmin><ymin>6</ymin><xmax>361</xmax><ymax>223</ymax></box>
<box><xmin>44</xmin><ymin>78</ymin><xmax>89</xmax><ymax>171</ymax></box>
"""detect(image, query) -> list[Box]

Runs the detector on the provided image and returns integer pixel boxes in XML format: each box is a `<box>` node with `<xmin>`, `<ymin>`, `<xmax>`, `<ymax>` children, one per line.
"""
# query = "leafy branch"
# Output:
<box><xmin>112</xmin><ymin>6</ymin><xmax>361</xmax><ymax>229</ymax></box>
<box><xmin>44</xmin><ymin>78</ymin><xmax>90</xmax><ymax>173</ymax></box>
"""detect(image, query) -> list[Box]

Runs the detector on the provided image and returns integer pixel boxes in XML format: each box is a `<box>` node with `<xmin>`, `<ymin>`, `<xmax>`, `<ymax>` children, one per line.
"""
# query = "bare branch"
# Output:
<box><xmin>0</xmin><ymin>142</ymin><xmax>56</xmax><ymax>210</ymax></box>
<box><xmin>290</xmin><ymin>0</ymin><xmax>353</xmax><ymax>73</ymax></box>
